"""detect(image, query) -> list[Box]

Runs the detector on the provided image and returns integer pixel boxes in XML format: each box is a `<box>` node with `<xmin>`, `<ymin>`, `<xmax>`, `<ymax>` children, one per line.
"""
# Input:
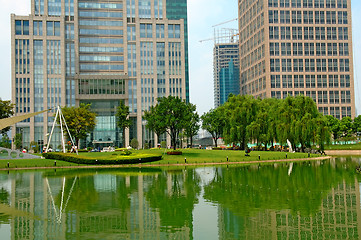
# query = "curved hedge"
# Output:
<box><xmin>42</xmin><ymin>152</ymin><xmax>162</xmax><ymax>165</ymax></box>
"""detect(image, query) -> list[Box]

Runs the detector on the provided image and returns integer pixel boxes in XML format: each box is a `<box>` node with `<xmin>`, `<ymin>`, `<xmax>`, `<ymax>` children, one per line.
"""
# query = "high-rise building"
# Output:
<box><xmin>11</xmin><ymin>0</ymin><xmax>188</xmax><ymax>149</ymax></box>
<box><xmin>213</xmin><ymin>43</ymin><xmax>240</xmax><ymax>107</ymax></box>
<box><xmin>238</xmin><ymin>0</ymin><xmax>355</xmax><ymax>119</ymax></box>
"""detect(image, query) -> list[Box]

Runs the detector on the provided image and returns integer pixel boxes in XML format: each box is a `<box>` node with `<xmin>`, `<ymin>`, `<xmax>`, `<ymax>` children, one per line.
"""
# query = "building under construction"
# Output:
<box><xmin>213</xmin><ymin>29</ymin><xmax>240</xmax><ymax>107</ymax></box>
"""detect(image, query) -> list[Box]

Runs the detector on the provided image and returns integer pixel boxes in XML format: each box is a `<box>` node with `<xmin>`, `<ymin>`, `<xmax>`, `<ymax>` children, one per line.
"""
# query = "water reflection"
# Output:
<box><xmin>0</xmin><ymin>158</ymin><xmax>360</xmax><ymax>239</ymax></box>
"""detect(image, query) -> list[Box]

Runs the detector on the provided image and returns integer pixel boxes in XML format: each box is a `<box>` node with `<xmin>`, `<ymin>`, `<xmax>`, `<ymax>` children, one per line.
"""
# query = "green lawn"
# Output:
<box><xmin>0</xmin><ymin>159</ymin><xmax>81</xmax><ymax>169</ymax></box>
<box><xmin>0</xmin><ymin>148</ymin><xmax>321</xmax><ymax>170</ymax></box>
<box><xmin>325</xmin><ymin>142</ymin><xmax>361</xmax><ymax>150</ymax></box>
<box><xmin>132</xmin><ymin>149</ymin><xmax>319</xmax><ymax>164</ymax></box>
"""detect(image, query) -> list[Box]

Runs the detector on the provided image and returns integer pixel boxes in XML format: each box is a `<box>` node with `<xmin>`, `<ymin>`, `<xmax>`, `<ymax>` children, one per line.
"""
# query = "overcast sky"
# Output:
<box><xmin>0</xmin><ymin>0</ymin><xmax>360</xmax><ymax>116</ymax></box>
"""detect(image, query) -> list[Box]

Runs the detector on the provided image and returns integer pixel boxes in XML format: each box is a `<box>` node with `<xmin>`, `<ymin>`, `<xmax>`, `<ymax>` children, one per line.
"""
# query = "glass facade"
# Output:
<box><xmin>166</xmin><ymin>0</ymin><xmax>189</xmax><ymax>102</ymax></box>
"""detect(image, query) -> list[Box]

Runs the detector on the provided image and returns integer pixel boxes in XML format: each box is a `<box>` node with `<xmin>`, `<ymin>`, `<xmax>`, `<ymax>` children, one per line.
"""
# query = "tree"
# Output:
<box><xmin>201</xmin><ymin>108</ymin><xmax>225</xmax><ymax>148</ymax></box>
<box><xmin>339</xmin><ymin>116</ymin><xmax>353</xmax><ymax>142</ymax></box>
<box><xmin>14</xmin><ymin>133</ymin><xmax>22</xmax><ymax>149</ymax></box>
<box><xmin>0</xmin><ymin>99</ymin><xmax>15</xmax><ymax>136</ymax></box>
<box><xmin>0</xmin><ymin>134</ymin><xmax>11</xmax><ymax>149</ymax></box>
<box><xmin>116</xmin><ymin>101</ymin><xmax>131</xmax><ymax>147</ymax></box>
<box><xmin>61</xmin><ymin>104</ymin><xmax>97</xmax><ymax>148</ymax></box>
<box><xmin>130</xmin><ymin>138</ymin><xmax>139</xmax><ymax>149</ymax></box>
<box><xmin>144</xmin><ymin>96</ymin><xmax>192</xmax><ymax>150</ymax></box>
<box><xmin>352</xmin><ymin>115</ymin><xmax>361</xmax><ymax>137</ymax></box>
<box><xmin>222</xmin><ymin>95</ymin><xmax>258</xmax><ymax>150</ymax></box>
<box><xmin>183</xmin><ymin>103</ymin><xmax>199</xmax><ymax>147</ymax></box>
<box><xmin>325</xmin><ymin>115</ymin><xmax>341</xmax><ymax>142</ymax></box>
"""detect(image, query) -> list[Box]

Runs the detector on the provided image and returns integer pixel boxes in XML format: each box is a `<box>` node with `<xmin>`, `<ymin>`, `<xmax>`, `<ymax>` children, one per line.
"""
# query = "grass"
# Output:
<box><xmin>325</xmin><ymin>142</ymin><xmax>361</xmax><ymax>150</ymax></box>
<box><xmin>0</xmin><ymin>148</ymin><xmax>322</xmax><ymax>170</ymax></box>
<box><xmin>0</xmin><ymin>159</ymin><xmax>81</xmax><ymax>169</ymax></box>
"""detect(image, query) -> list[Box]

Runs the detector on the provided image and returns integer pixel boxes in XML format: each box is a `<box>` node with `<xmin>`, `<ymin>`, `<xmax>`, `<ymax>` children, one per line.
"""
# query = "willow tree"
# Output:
<box><xmin>222</xmin><ymin>95</ymin><xmax>258</xmax><ymax>150</ymax></box>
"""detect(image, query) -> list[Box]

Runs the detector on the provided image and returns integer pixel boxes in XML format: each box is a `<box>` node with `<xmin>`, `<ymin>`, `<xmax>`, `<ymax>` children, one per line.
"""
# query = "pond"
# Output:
<box><xmin>0</xmin><ymin>157</ymin><xmax>360</xmax><ymax>239</ymax></box>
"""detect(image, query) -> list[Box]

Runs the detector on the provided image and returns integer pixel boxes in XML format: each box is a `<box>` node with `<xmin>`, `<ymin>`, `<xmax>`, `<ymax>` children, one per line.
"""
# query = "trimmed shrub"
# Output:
<box><xmin>166</xmin><ymin>151</ymin><xmax>182</xmax><ymax>155</ymax></box>
<box><xmin>161</xmin><ymin>141</ymin><xmax>167</xmax><ymax>148</ymax></box>
<box><xmin>130</xmin><ymin>139</ymin><xmax>139</xmax><ymax>149</ymax></box>
<box><xmin>42</xmin><ymin>152</ymin><xmax>162</xmax><ymax>165</ymax></box>
<box><xmin>212</xmin><ymin>147</ymin><xmax>222</xmax><ymax>150</ymax></box>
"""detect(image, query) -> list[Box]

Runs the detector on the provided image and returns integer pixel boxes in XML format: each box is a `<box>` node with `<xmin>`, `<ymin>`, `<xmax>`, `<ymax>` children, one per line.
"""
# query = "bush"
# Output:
<box><xmin>212</xmin><ymin>147</ymin><xmax>222</xmax><ymax>150</ymax></box>
<box><xmin>144</xmin><ymin>143</ymin><xmax>149</xmax><ymax>149</ymax></box>
<box><xmin>130</xmin><ymin>139</ymin><xmax>139</xmax><ymax>149</ymax></box>
<box><xmin>161</xmin><ymin>141</ymin><xmax>167</xmax><ymax>148</ymax></box>
<box><xmin>166</xmin><ymin>151</ymin><xmax>182</xmax><ymax>155</ymax></box>
<box><xmin>42</xmin><ymin>152</ymin><xmax>162</xmax><ymax>165</ymax></box>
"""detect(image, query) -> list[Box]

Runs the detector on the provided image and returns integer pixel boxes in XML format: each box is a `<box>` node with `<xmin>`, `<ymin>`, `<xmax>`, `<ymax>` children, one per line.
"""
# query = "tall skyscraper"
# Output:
<box><xmin>11</xmin><ymin>0</ymin><xmax>188</xmax><ymax>149</ymax></box>
<box><xmin>238</xmin><ymin>0</ymin><xmax>355</xmax><ymax>119</ymax></box>
<box><xmin>213</xmin><ymin>43</ymin><xmax>240</xmax><ymax>107</ymax></box>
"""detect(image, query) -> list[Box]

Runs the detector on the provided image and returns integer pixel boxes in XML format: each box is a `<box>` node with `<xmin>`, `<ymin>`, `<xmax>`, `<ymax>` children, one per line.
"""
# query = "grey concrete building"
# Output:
<box><xmin>11</xmin><ymin>0</ymin><xmax>188</xmax><ymax>149</ymax></box>
<box><xmin>238</xmin><ymin>0</ymin><xmax>356</xmax><ymax>119</ymax></box>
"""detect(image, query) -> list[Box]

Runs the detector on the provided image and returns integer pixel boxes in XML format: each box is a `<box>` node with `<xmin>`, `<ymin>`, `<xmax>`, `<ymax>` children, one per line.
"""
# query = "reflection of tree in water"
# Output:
<box><xmin>204</xmin><ymin>160</ymin><xmax>359</xmax><ymax>217</ymax></box>
<box><xmin>145</xmin><ymin>169</ymin><xmax>201</xmax><ymax>232</ymax></box>
<box><xmin>54</xmin><ymin>175</ymin><xmax>139</xmax><ymax>213</ymax></box>
<box><xmin>0</xmin><ymin>187</ymin><xmax>10</xmax><ymax>224</ymax></box>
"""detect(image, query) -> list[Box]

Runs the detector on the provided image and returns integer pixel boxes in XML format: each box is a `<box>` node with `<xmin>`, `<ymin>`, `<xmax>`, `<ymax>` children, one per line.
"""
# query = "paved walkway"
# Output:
<box><xmin>0</xmin><ymin>156</ymin><xmax>332</xmax><ymax>171</ymax></box>
<box><xmin>325</xmin><ymin>150</ymin><xmax>361</xmax><ymax>156</ymax></box>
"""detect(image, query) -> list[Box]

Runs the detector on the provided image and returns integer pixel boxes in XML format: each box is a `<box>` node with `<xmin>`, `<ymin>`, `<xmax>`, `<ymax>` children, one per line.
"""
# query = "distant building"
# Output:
<box><xmin>214</xmin><ymin>43</ymin><xmax>240</xmax><ymax>107</ymax></box>
<box><xmin>238</xmin><ymin>0</ymin><xmax>355</xmax><ymax>119</ymax></box>
<box><xmin>11</xmin><ymin>0</ymin><xmax>188</xmax><ymax>149</ymax></box>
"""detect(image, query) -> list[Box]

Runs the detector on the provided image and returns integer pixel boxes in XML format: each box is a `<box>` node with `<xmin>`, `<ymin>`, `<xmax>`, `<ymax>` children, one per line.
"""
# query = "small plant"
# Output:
<box><xmin>130</xmin><ymin>138</ymin><xmax>139</xmax><ymax>149</ymax></box>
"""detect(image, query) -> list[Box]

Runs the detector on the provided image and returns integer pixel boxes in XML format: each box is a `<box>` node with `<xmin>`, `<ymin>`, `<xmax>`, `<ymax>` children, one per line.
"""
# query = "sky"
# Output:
<box><xmin>0</xmin><ymin>0</ymin><xmax>360</xmax><ymax>116</ymax></box>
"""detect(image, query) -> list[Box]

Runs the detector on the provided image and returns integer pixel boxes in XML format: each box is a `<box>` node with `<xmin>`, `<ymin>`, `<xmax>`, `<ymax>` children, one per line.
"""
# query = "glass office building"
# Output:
<box><xmin>11</xmin><ymin>0</ymin><xmax>188</xmax><ymax>148</ymax></box>
<box><xmin>214</xmin><ymin>43</ymin><xmax>240</xmax><ymax>107</ymax></box>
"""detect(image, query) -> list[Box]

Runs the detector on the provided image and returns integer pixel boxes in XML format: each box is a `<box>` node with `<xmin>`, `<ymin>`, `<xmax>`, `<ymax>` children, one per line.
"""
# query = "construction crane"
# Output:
<box><xmin>212</xmin><ymin>18</ymin><xmax>238</xmax><ymax>28</ymax></box>
<box><xmin>199</xmin><ymin>18</ymin><xmax>239</xmax><ymax>44</ymax></box>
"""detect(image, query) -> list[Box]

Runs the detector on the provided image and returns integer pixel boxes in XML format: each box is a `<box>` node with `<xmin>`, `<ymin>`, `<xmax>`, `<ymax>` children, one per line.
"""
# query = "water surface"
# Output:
<box><xmin>0</xmin><ymin>157</ymin><xmax>360</xmax><ymax>239</ymax></box>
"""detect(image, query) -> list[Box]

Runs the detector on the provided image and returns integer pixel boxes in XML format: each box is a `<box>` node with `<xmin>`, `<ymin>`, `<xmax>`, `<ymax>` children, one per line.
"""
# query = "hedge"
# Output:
<box><xmin>42</xmin><ymin>152</ymin><xmax>162</xmax><ymax>165</ymax></box>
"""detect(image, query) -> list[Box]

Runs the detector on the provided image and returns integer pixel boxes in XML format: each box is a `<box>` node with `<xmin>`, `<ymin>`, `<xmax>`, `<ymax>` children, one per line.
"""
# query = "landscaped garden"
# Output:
<box><xmin>0</xmin><ymin>148</ymin><xmax>322</xmax><ymax>169</ymax></box>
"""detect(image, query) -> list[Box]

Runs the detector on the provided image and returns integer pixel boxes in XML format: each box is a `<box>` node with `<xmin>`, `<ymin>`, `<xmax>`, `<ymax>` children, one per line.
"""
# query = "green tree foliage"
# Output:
<box><xmin>201</xmin><ymin>108</ymin><xmax>226</xmax><ymax>148</ymax></box>
<box><xmin>130</xmin><ymin>138</ymin><xmax>139</xmax><ymax>149</ymax></box>
<box><xmin>144</xmin><ymin>96</ymin><xmax>192</xmax><ymax>150</ymax></box>
<box><xmin>325</xmin><ymin>115</ymin><xmax>341</xmax><ymax>142</ymax></box>
<box><xmin>14</xmin><ymin>133</ymin><xmax>22</xmax><ymax>149</ymax></box>
<box><xmin>222</xmin><ymin>95</ymin><xmax>258</xmax><ymax>150</ymax></box>
<box><xmin>116</xmin><ymin>101</ymin><xmax>131</xmax><ymax>147</ymax></box>
<box><xmin>339</xmin><ymin>116</ymin><xmax>353</xmax><ymax>142</ymax></box>
<box><xmin>221</xmin><ymin>95</ymin><xmax>330</xmax><ymax>152</ymax></box>
<box><xmin>61</xmin><ymin>104</ymin><xmax>97</xmax><ymax>148</ymax></box>
<box><xmin>352</xmin><ymin>115</ymin><xmax>361</xmax><ymax>135</ymax></box>
<box><xmin>183</xmin><ymin>103</ymin><xmax>199</xmax><ymax>147</ymax></box>
<box><xmin>0</xmin><ymin>135</ymin><xmax>11</xmax><ymax>149</ymax></box>
<box><xmin>0</xmin><ymin>99</ymin><xmax>15</xmax><ymax>135</ymax></box>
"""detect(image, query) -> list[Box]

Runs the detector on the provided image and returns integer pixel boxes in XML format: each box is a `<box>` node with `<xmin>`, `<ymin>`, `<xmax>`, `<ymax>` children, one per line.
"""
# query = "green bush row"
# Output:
<box><xmin>42</xmin><ymin>152</ymin><xmax>162</xmax><ymax>165</ymax></box>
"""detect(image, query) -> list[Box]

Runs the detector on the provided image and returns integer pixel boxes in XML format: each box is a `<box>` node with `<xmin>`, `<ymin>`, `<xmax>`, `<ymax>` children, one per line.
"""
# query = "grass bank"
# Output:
<box><xmin>325</xmin><ymin>142</ymin><xmax>361</xmax><ymax>150</ymax></box>
<box><xmin>0</xmin><ymin>148</ymin><xmax>322</xmax><ymax>170</ymax></box>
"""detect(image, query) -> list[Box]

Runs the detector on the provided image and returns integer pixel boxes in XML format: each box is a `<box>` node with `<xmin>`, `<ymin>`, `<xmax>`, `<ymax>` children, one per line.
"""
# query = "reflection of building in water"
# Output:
<box><xmin>218</xmin><ymin>179</ymin><xmax>361</xmax><ymax>239</ymax></box>
<box><xmin>8</xmin><ymin>172</ymin><xmax>191</xmax><ymax>240</ymax></box>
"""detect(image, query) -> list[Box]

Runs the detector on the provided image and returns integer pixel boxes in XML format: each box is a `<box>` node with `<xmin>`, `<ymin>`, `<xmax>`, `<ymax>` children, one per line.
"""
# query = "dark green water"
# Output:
<box><xmin>0</xmin><ymin>157</ymin><xmax>361</xmax><ymax>239</ymax></box>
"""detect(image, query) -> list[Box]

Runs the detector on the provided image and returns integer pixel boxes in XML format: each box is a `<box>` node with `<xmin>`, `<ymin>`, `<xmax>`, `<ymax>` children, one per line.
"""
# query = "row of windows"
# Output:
<box><xmin>271</xmin><ymin>90</ymin><xmax>351</xmax><ymax>105</ymax></box>
<box><xmin>80</xmin><ymin>37</ymin><xmax>123</xmax><ymax>44</ymax></box>
<box><xmin>80</xmin><ymin>64</ymin><xmax>124</xmax><ymax>71</ymax></box>
<box><xmin>79</xmin><ymin>28</ymin><xmax>123</xmax><ymax>36</ymax></box>
<box><xmin>79</xmin><ymin>11</ymin><xmax>123</xmax><ymax>18</ymax></box>
<box><xmin>80</xmin><ymin>55</ymin><xmax>124</xmax><ymax>62</ymax></box>
<box><xmin>79</xmin><ymin>20</ymin><xmax>123</xmax><ymax>27</ymax></box>
<box><xmin>269</xmin><ymin>10</ymin><xmax>348</xmax><ymax>25</ymax></box>
<box><xmin>79</xmin><ymin>46</ymin><xmax>124</xmax><ymax>53</ymax></box>
<box><xmin>270</xmin><ymin>58</ymin><xmax>350</xmax><ymax>72</ymax></box>
<box><xmin>78</xmin><ymin>79</ymin><xmax>126</xmax><ymax>95</ymax></box>
<box><xmin>269</xmin><ymin>26</ymin><xmax>348</xmax><ymax>40</ymax></box>
<box><xmin>139</xmin><ymin>24</ymin><xmax>181</xmax><ymax>39</ymax></box>
<box><xmin>78</xmin><ymin>2</ymin><xmax>123</xmax><ymax>9</ymax></box>
<box><xmin>270</xmin><ymin>42</ymin><xmax>349</xmax><ymax>56</ymax></box>
<box><xmin>268</xmin><ymin>0</ymin><xmax>348</xmax><ymax>9</ymax></box>
<box><xmin>270</xmin><ymin>74</ymin><xmax>351</xmax><ymax>88</ymax></box>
